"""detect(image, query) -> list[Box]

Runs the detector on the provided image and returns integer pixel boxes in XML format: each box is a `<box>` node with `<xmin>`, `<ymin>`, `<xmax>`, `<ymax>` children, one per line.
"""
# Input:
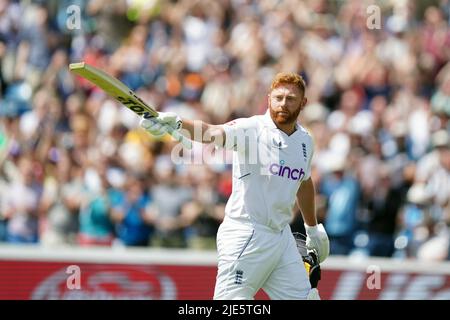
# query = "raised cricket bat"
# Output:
<box><xmin>69</xmin><ymin>62</ymin><xmax>192</xmax><ymax>149</ymax></box>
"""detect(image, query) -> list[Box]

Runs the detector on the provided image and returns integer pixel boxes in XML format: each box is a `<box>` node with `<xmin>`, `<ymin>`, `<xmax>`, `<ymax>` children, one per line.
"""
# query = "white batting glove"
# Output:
<box><xmin>305</xmin><ymin>223</ymin><xmax>330</xmax><ymax>263</ymax></box>
<box><xmin>140</xmin><ymin>112</ymin><xmax>182</xmax><ymax>137</ymax></box>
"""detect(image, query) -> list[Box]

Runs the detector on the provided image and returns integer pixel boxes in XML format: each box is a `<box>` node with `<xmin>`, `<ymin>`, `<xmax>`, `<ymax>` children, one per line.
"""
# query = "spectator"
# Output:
<box><xmin>145</xmin><ymin>156</ymin><xmax>194</xmax><ymax>248</ymax></box>
<box><xmin>39</xmin><ymin>152</ymin><xmax>82</xmax><ymax>246</ymax></box>
<box><xmin>3</xmin><ymin>155</ymin><xmax>41</xmax><ymax>244</ymax></box>
<box><xmin>178</xmin><ymin>168</ymin><xmax>225</xmax><ymax>249</ymax></box>
<box><xmin>395</xmin><ymin>183</ymin><xmax>434</xmax><ymax>258</ymax></box>
<box><xmin>111</xmin><ymin>175</ymin><xmax>153</xmax><ymax>247</ymax></box>
<box><xmin>321</xmin><ymin>156</ymin><xmax>360</xmax><ymax>255</ymax></box>
<box><xmin>77</xmin><ymin>167</ymin><xmax>116</xmax><ymax>246</ymax></box>
<box><xmin>364</xmin><ymin>166</ymin><xmax>405</xmax><ymax>257</ymax></box>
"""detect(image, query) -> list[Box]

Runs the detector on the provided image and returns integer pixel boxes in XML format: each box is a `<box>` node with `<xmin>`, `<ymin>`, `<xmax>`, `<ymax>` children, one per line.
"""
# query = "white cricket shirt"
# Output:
<box><xmin>221</xmin><ymin>110</ymin><xmax>314</xmax><ymax>232</ymax></box>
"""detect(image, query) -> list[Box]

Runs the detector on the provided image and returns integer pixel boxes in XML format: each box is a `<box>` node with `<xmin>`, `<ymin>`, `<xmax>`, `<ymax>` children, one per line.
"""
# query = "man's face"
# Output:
<box><xmin>268</xmin><ymin>83</ymin><xmax>307</xmax><ymax>126</ymax></box>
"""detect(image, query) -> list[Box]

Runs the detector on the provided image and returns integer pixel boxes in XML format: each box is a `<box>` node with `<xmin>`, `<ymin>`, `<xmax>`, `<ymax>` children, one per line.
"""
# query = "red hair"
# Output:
<box><xmin>270</xmin><ymin>72</ymin><xmax>306</xmax><ymax>95</ymax></box>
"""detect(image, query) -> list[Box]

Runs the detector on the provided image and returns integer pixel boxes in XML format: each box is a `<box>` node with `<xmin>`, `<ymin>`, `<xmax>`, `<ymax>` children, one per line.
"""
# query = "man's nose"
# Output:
<box><xmin>280</xmin><ymin>99</ymin><xmax>289</xmax><ymax>108</ymax></box>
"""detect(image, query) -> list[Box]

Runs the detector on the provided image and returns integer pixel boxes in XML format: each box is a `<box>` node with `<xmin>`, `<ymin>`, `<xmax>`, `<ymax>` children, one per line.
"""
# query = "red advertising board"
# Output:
<box><xmin>1</xmin><ymin>256</ymin><xmax>449</xmax><ymax>299</ymax></box>
<box><xmin>0</xmin><ymin>261</ymin><xmax>218</xmax><ymax>300</ymax></box>
<box><xmin>318</xmin><ymin>269</ymin><xmax>450</xmax><ymax>300</ymax></box>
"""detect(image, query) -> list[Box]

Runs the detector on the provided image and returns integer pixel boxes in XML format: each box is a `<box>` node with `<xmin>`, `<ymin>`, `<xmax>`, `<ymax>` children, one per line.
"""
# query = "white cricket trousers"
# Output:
<box><xmin>213</xmin><ymin>217</ymin><xmax>311</xmax><ymax>300</ymax></box>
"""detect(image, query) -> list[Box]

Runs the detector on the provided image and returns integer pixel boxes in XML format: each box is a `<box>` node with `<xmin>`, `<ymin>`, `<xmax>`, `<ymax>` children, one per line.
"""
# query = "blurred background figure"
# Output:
<box><xmin>110</xmin><ymin>174</ymin><xmax>153</xmax><ymax>247</ymax></box>
<box><xmin>0</xmin><ymin>0</ymin><xmax>448</xmax><ymax>261</ymax></box>
<box><xmin>145</xmin><ymin>156</ymin><xmax>194</xmax><ymax>248</ymax></box>
<box><xmin>76</xmin><ymin>165</ymin><xmax>116</xmax><ymax>246</ymax></box>
<box><xmin>321</xmin><ymin>156</ymin><xmax>360</xmax><ymax>256</ymax></box>
<box><xmin>178</xmin><ymin>167</ymin><xmax>225</xmax><ymax>250</ymax></box>
<box><xmin>3</xmin><ymin>155</ymin><xmax>40</xmax><ymax>244</ymax></box>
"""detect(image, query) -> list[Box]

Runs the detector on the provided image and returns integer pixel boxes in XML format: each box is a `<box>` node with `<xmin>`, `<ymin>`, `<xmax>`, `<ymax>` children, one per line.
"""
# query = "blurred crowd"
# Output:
<box><xmin>0</xmin><ymin>0</ymin><xmax>449</xmax><ymax>261</ymax></box>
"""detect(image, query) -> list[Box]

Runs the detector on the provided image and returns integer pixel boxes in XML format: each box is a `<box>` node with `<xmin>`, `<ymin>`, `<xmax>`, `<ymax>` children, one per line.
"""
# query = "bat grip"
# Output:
<box><xmin>163</xmin><ymin>124</ymin><xmax>193</xmax><ymax>149</ymax></box>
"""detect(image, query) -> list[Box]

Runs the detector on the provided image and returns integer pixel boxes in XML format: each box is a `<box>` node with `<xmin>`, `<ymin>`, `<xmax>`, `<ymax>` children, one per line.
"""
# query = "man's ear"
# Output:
<box><xmin>300</xmin><ymin>97</ymin><xmax>308</xmax><ymax>110</ymax></box>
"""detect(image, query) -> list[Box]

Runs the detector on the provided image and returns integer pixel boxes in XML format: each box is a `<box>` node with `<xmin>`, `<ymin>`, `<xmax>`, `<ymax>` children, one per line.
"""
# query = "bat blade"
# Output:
<box><xmin>69</xmin><ymin>62</ymin><xmax>191</xmax><ymax>148</ymax></box>
<box><xmin>69</xmin><ymin>62</ymin><xmax>158</xmax><ymax>119</ymax></box>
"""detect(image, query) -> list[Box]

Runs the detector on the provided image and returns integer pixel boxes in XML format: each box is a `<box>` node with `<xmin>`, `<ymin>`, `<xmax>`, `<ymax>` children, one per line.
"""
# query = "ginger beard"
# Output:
<box><xmin>269</xmin><ymin>102</ymin><xmax>302</xmax><ymax>125</ymax></box>
<box><xmin>268</xmin><ymin>84</ymin><xmax>306</xmax><ymax>128</ymax></box>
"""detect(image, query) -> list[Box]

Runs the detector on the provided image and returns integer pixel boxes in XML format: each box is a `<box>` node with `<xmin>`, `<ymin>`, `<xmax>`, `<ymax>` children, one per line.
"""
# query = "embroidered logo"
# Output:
<box><xmin>273</xmin><ymin>138</ymin><xmax>283</xmax><ymax>149</ymax></box>
<box><xmin>302</xmin><ymin>143</ymin><xmax>307</xmax><ymax>161</ymax></box>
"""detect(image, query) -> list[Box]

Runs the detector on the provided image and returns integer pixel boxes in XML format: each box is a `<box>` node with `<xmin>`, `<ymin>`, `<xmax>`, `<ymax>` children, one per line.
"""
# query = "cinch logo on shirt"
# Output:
<box><xmin>269</xmin><ymin>160</ymin><xmax>305</xmax><ymax>181</ymax></box>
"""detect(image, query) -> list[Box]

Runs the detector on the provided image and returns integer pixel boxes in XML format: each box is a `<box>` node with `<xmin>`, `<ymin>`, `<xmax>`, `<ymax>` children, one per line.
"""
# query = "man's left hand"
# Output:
<box><xmin>304</xmin><ymin>223</ymin><xmax>330</xmax><ymax>263</ymax></box>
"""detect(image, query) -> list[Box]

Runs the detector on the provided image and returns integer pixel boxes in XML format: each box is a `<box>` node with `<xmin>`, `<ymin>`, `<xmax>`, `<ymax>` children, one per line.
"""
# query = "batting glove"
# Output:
<box><xmin>304</xmin><ymin>223</ymin><xmax>330</xmax><ymax>263</ymax></box>
<box><xmin>303</xmin><ymin>250</ymin><xmax>321</xmax><ymax>289</ymax></box>
<box><xmin>140</xmin><ymin>112</ymin><xmax>182</xmax><ymax>138</ymax></box>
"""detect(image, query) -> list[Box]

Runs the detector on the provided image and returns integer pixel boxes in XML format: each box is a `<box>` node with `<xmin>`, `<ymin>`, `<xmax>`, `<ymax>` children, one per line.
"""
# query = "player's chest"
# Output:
<box><xmin>258</xmin><ymin>129</ymin><xmax>308</xmax><ymax>162</ymax></box>
<box><xmin>257</xmin><ymin>130</ymin><xmax>309</xmax><ymax>181</ymax></box>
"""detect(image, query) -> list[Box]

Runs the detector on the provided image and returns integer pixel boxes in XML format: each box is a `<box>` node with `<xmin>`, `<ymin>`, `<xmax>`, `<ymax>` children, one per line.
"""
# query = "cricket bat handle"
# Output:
<box><xmin>162</xmin><ymin>123</ymin><xmax>193</xmax><ymax>149</ymax></box>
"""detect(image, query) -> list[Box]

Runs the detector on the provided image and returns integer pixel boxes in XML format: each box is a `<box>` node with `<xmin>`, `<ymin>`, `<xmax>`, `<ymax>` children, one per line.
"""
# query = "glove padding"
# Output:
<box><xmin>304</xmin><ymin>223</ymin><xmax>330</xmax><ymax>263</ymax></box>
<box><xmin>303</xmin><ymin>250</ymin><xmax>322</xmax><ymax>300</ymax></box>
<box><xmin>140</xmin><ymin>112</ymin><xmax>182</xmax><ymax>137</ymax></box>
<box><xmin>303</xmin><ymin>250</ymin><xmax>321</xmax><ymax>288</ymax></box>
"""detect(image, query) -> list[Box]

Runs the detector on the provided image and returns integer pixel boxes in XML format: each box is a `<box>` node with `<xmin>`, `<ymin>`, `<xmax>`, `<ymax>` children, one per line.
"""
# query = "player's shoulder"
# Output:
<box><xmin>224</xmin><ymin>115</ymin><xmax>259</xmax><ymax>130</ymax></box>
<box><xmin>252</xmin><ymin>114</ymin><xmax>269</xmax><ymax>126</ymax></box>
<box><xmin>295</xmin><ymin>124</ymin><xmax>314</xmax><ymax>152</ymax></box>
<box><xmin>297</xmin><ymin>123</ymin><xmax>313</xmax><ymax>140</ymax></box>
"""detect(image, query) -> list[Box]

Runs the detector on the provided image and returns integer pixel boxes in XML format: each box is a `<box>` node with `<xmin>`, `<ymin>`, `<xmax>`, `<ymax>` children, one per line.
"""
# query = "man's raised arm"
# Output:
<box><xmin>139</xmin><ymin>111</ymin><xmax>225</xmax><ymax>146</ymax></box>
<box><xmin>181</xmin><ymin>118</ymin><xmax>225</xmax><ymax>145</ymax></box>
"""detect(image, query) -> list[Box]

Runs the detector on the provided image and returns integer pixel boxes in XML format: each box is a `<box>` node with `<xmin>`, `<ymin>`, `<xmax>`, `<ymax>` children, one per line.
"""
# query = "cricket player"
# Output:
<box><xmin>140</xmin><ymin>72</ymin><xmax>329</xmax><ymax>299</ymax></box>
